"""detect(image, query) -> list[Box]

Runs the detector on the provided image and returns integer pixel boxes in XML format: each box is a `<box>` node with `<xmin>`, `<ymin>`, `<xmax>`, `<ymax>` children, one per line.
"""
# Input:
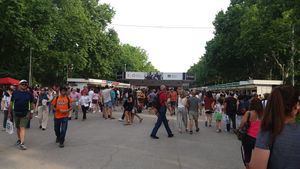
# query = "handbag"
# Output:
<box><xmin>236</xmin><ymin>111</ymin><xmax>251</xmax><ymax>141</ymax></box>
<box><xmin>6</xmin><ymin>119</ymin><xmax>14</xmax><ymax>134</ymax></box>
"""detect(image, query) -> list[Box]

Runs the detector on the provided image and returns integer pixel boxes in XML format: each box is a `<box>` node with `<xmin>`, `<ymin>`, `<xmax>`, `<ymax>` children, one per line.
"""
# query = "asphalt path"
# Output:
<box><xmin>0</xmin><ymin>109</ymin><xmax>244</xmax><ymax>169</ymax></box>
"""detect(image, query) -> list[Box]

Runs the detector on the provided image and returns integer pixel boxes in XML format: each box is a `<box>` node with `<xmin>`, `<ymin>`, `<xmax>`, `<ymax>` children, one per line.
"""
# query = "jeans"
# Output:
<box><xmin>2</xmin><ymin>110</ymin><xmax>8</xmax><ymax>128</ymax></box>
<box><xmin>81</xmin><ymin>106</ymin><xmax>89</xmax><ymax>119</ymax></box>
<box><xmin>151</xmin><ymin>106</ymin><xmax>173</xmax><ymax>136</ymax></box>
<box><xmin>54</xmin><ymin>117</ymin><xmax>68</xmax><ymax>144</ymax></box>
<box><xmin>226</xmin><ymin>113</ymin><xmax>236</xmax><ymax>131</ymax></box>
<box><xmin>177</xmin><ymin>107</ymin><xmax>187</xmax><ymax>131</ymax></box>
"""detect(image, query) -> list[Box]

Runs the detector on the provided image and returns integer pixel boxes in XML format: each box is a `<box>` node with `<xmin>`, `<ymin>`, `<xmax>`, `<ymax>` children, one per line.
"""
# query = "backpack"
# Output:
<box><xmin>54</xmin><ymin>96</ymin><xmax>71</xmax><ymax>109</ymax></box>
<box><xmin>153</xmin><ymin>93</ymin><xmax>161</xmax><ymax>110</ymax></box>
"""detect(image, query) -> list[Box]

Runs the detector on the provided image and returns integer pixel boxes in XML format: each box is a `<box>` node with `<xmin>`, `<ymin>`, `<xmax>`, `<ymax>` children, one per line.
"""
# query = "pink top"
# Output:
<box><xmin>247</xmin><ymin>120</ymin><xmax>261</xmax><ymax>138</ymax></box>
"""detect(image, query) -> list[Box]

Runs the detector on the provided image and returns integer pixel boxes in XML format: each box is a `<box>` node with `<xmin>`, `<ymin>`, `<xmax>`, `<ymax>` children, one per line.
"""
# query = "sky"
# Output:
<box><xmin>101</xmin><ymin>0</ymin><xmax>231</xmax><ymax>72</ymax></box>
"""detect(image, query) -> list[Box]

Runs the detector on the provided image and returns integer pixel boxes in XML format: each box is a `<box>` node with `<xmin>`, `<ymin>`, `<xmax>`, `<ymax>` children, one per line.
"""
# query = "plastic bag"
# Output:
<box><xmin>6</xmin><ymin>120</ymin><xmax>14</xmax><ymax>134</ymax></box>
<box><xmin>223</xmin><ymin>115</ymin><xmax>230</xmax><ymax>124</ymax></box>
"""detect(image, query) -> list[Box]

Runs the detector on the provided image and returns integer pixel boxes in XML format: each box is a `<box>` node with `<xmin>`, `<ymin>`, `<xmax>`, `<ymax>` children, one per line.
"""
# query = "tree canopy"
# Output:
<box><xmin>0</xmin><ymin>0</ymin><xmax>157</xmax><ymax>86</ymax></box>
<box><xmin>189</xmin><ymin>0</ymin><xmax>300</xmax><ymax>86</ymax></box>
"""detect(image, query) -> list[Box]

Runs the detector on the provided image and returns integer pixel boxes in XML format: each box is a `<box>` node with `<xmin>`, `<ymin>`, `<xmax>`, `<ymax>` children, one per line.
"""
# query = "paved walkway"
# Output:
<box><xmin>0</xmin><ymin>109</ymin><xmax>244</xmax><ymax>169</ymax></box>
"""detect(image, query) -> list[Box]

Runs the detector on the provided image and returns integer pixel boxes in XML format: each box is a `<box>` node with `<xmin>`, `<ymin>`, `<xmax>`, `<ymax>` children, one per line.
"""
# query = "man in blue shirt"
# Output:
<box><xmin>9</xmin><ymin>80</ymin><xmax>34</xmax><ymax>150</ymax></box>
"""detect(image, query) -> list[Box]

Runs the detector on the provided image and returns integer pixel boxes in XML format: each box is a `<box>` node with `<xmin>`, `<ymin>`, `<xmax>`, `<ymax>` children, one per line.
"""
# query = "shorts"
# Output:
<box><xmin>71</xmin><ymin>102</ymin><xmax>79</xmax><ymax>112</ymax></box>
<box><xmin>205</xmin><ymin>110</ymin><xmax>213</xmax><ymax>114</ymax></box>
<box><xmin>14</xmin><ymin>113</ymin><xmax>29</xmax><ymax>128</ymax></box>
<box><xmin>214</xmin><ymin>112</ymin><xmax>222</xmax><ymax>121</ymax></box>
<box><xmin>188</xmin><ymin>111</ymin><xmax>199</xmax><ymax>120</ymax></box>
<box><xmin>170</xmin><ymin>101</ymin><xmax>176</xmax><ymax>107</ymax></box>
<box><xmin>124</xmin><ymin>104</ymin><xmax>134</xmax><ymax>112</ymax></box>
<box><xmin>92</xmin><ymin>99</ymin><xmax>98</xmax><ymax>104</ymax></box>
<box><xmin>104</xmin><ymin>101</ymin><xmax>112</xmax><ymax>108</ymax></box>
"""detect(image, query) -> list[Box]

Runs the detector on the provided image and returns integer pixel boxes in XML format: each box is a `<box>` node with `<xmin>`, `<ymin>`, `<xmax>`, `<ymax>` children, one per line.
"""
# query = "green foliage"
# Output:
<box><xmin>189</xmin><ymin>0</ymin><xmax>300</xmax><ymax>86</ymax></box>
<box><xmin>0</xmin><ymin>0</ymin><xmax>156</xmax><ymax>86</ymax></box>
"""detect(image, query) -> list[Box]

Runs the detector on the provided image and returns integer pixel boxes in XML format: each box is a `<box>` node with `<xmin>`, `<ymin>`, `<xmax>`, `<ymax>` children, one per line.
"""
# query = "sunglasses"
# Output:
<box><xmin>20</xmin><ymin>83</ymin><xmax>28</xmax><ymax>86</ymax></box>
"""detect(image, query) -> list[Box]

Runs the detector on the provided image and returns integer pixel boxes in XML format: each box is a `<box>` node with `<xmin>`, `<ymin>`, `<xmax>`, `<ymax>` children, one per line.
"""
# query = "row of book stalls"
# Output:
<box><xmin>67</xmin><ymin>78</ymin><xmax>130</xmax><ymax>90</ymax></box>
<box><xmin>193</xmin><ymin>80</ymin><xmax>283</xmax><ymax>96</ymax></box>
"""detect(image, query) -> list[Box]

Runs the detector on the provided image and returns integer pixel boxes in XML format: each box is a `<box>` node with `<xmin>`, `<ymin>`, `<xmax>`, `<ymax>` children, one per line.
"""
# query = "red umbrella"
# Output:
<box><xmin>0</xmin><ymin>77</ymin><xmax>20</xmax><ymax>85</ymax></box>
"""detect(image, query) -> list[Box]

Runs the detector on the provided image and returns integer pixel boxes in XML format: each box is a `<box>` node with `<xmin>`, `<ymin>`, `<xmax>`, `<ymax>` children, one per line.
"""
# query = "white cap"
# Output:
<box><xmin>19</xmin><ymin>80</ymin><xmax>28</xmax><ymax>84</ymax></box>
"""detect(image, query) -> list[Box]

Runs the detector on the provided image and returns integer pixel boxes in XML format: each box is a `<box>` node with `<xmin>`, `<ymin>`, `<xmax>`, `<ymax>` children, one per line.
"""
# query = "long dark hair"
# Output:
<box><xmin>261</xmin><ymin>86</ymin><xmax>299</xmax><ymax>143</ymax></box>
<box><xmin>249</xmin><ymin>98</ymin><xmax>264</xmax><ymax>118</ymax></box>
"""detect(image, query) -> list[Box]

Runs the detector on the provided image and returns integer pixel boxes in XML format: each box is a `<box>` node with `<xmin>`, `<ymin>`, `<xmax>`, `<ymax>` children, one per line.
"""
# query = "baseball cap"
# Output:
<box><xmin>19</xmin><ymin>80</ymin><xmax>28</xmax><ymax>84</ymax></box>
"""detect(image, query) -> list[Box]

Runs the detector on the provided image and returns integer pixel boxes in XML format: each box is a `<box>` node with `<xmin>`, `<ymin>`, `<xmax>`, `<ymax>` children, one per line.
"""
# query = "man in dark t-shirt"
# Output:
<box><xmin>9</xmin><ymin>80</ymin><xmax>34</xmax><ymax>150</ymax></box>
<box><xmin>224</xmin><ymin>93</ymin><xmax>237</xmax><ymax>132</ymax></box>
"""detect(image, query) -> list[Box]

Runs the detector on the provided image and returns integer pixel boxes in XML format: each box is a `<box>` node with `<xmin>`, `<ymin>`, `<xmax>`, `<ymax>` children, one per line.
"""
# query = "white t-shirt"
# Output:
<box><xmin>88</xmin><ymin>90</ymin><xmax>94</xmax><ymax>100</ymax></box>
<box><xmin>92</xmin><ymin>93</ymin><xmax>99</xmax><ymax>100</ymax></box>
<box><xmin>178</xmin><ymin>97</ymin><xmax>187</xmax><ymax>108</ymax></box>
<box><xmin>215</xmin><ymin>103</ymin><xmax>223</xmax><ymax>113</ymax></box>
<box><xmin>102</xmin><ymin>89</ymin><xmax>111</xmax><ymax>103</ymax></box>
<box><xmin>117</xmin><ymin>90</ymin><xmax>120</xmax><ymax>98</ymax></box>
<box><xmin>79</xmin><ymin>95</ymin><xmax>90</xmax><ymax>107</ymax></box>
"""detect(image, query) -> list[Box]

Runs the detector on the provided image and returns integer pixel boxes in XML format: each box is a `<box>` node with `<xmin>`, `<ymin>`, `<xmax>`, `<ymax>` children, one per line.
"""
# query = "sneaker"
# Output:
<box><xmin>196</xmin><ymin>128</ymin><xmax>200</xmax><ymax>132</ymax></box>
<box><xmin>42</xmin><ymin>128</ymin><xmax>46</xmax><ymax>131</ymax></box>
<box><xmin>168</xmin><ymin>134</ymin><xmax>174</xmax><ymax>138</ymax></box>
<box><xmin>18</xmin><ymin>144</ymin><xmax>27</xmax><ymax>150</ymax></box>
<box><xmin>150</xmin><ymin>135</ymin><xmax>159</xmax><ymax>139</ymax></box>
<box><xmin>75</xmin><ymin>117</ymin><xmax>78</xmax><ymax>120</ymax></box>
<box><xmin>189</xmin><ymin>131</ymin><xmax>193</xmax><ymax>135</ymax></box>
<box><xmin>15</xmin><ymin>140</ymin><xmax>21</xmax><ymax>146</ymax></box>
<box><xmin>205</xmin><ymin>121</ymin><xmax>208</xmax><ymax>127</ymax></box>
<box><xmin>59</xmin><ymin>143</ymin><xmax>64</xmax><ymax>148</ymax></box>
<box><xmin>209</xmin><ymin>124</ymin><xmax>212</xmax><ymax>127</ymax></box>
<box><xmin>118</xmin><ymin>118</ymin><xmax>124</xmax><ymax>122</ymax></box>
<box><xmin>39</xmin><ymin>125</ymin><xmax>42</xmax><ymax>129</ymax></box>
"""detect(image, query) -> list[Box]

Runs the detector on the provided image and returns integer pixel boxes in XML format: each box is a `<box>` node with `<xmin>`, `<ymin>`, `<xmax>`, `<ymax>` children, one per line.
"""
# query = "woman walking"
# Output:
<box><xmin>239</xmin><ymin>98</ymin><xmax>263</xmax><ymax>168</ymax></box>
<box><xmin>124</xmin><ymin>89</ymin><xmax>134</xmax><ymax>125</ymax></box>
<box><xmin>37</xmin><ymin>88</ymin><xmax>49</xmax><ymax>130</ymax></box>
<box><xmin>204</xmin><ymin>91</ymin><xmax>215</xmax><ymax>127</ymax></box>
<box><xmin>214</xmin><ymin>98</ymin><xmax>224</xmax><ymax>133</ymax></box>
<box><xmin>2</xmin><ymin>88</ymin><xmax>13</xmax><ymax>130</ymax></box>
<box><xmin>79</xmin><ymin>91</ymin><xmax>90</xmax><ymax>121</ymax></box>
<box><xmin>249</xmin><ymin>86</ymin><xmax>300</xmax><ymax>169</ymax></box>
<box><xmin>177</xmin><ymin>91</ymin><xmax>188</xmax><ymax>133</ymax></box>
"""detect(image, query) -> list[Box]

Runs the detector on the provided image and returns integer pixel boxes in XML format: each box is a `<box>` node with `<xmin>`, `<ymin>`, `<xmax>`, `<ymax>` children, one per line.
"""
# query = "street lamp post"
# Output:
<box><xmin>66</xmin><ymin>64</ymin><xmax>74</xmax><ymax>84</ymax></box>
<box><xmin>29</xmin><ymin>48</ymin><xmax>33</xmax><ymax>86</ymax></box>
<box><xmin>291</xmin><ymin>25</ymin><xmax>295</xmax><ymax>86</ymax></box>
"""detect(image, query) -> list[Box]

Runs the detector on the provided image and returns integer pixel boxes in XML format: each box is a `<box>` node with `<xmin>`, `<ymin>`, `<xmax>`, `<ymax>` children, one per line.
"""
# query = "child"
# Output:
<box><xmin>214</xmin><ymin>98</ymin><xmax>224</xmax><ymax>133</ymax></box>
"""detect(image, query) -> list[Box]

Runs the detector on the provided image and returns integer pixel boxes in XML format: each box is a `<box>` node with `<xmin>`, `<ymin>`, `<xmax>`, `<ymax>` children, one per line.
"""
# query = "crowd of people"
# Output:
<box><xmin>1</xmin><ymin>80</ymin><xmax>300</xmax><ymax>169</ymax></box>
<box><xmin>0</xmin><ymin>81</ymin><xmax>125</xmax><ymax>149</ymax></box>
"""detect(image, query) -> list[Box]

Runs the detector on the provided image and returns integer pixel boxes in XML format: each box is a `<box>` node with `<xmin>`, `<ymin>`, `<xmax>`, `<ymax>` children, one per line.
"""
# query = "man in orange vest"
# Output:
<box><xmin>51</xmin><ymin>87</ymin><xmax>72</xmax><ymax>148</ymax></box>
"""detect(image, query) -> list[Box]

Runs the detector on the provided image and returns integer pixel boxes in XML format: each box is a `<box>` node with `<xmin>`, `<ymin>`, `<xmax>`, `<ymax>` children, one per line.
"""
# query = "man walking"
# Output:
<box><xmin>51</xmin><ymin>87</ymin><xmax>72</xmax><ymax>148</ymax></box>
<box><xmin>224</xmin><ymin>92</ymin><xmax>238</xmax><ymax>132</ymax></box>
<box><xmin>150</xmin><ymin>85</ymin><xmax>174</xmax><ymax>139</ymax></box>
<box><xmin>187</xmin><ymin>91</ymin><xmax>200</xmax><ymax>134</ymax></box>
<box><xmin>102</xmin><ymin>85</ymin><xmax>114</xmax><ymax>119</ymax></box>
<box><xmin>8</xmin><ymin>80</ymin><xmax>34</xmax><ymax>150</ymax></box>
